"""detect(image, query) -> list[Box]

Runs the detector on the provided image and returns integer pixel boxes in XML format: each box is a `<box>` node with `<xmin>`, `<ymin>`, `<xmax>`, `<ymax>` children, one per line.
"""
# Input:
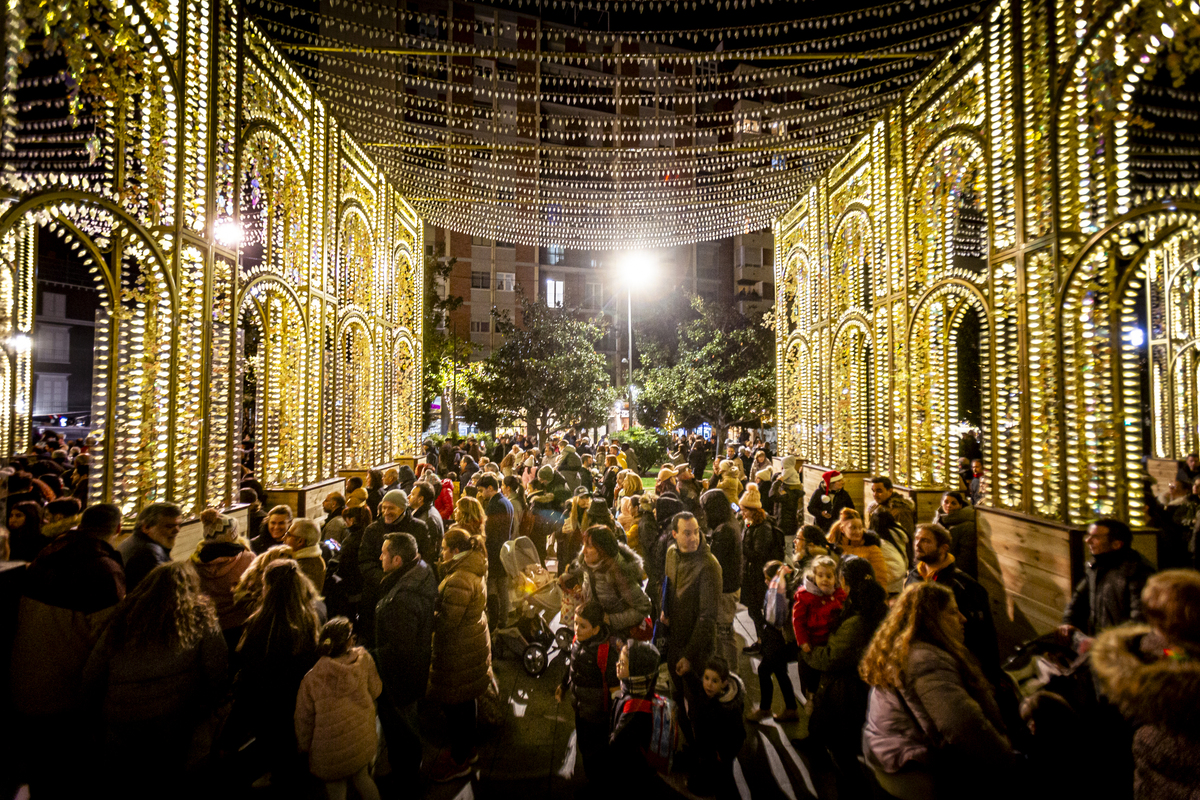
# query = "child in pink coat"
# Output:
<box><xmin>295</xmin><ymin>617</ymin><xmax>383</xmax><ymax>799</ymax></box>
<box><xmin>791</xmin><ymin>555</ymin><xmax>846</xmax><ymax>702</ymax></box>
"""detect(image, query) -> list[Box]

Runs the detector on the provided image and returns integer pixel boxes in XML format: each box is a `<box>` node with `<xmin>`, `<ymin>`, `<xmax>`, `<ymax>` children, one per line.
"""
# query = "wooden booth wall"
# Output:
<box><xmin>774</xmin><ymin>0</ymin><xmax>1200</xmax><ymax>634</ymax></box>
<box><xmin>0</xmin><ymin>0</ymin><xmax>424</xmax><ymax>517</ymax></box>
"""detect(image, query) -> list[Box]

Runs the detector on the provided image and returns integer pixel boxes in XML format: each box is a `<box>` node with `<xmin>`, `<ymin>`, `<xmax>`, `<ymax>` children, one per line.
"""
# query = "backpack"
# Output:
<box><xmin>621</xmin><ymin>695</ymin><xmax>679</xmax><ymax>775</ymax></box>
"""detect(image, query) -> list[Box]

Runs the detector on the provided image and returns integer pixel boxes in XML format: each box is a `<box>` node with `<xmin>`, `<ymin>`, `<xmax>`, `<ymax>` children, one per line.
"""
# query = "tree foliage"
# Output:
<box><xmin>635</xmin><ymin>295</ymin><xmax>775</xmax><ymax>443</ymax></box>
<box><xmin>464</xmin><ymin>294</ymin><xmax>616</xmax><ymax>444</ymax></box>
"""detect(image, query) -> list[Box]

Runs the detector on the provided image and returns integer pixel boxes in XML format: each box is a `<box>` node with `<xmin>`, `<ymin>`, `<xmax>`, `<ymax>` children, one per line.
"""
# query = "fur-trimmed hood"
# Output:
<box><xmin>1092</xmin><ymin>624</ymin><xmax>1200</xmax><ymax>735</ymax></box>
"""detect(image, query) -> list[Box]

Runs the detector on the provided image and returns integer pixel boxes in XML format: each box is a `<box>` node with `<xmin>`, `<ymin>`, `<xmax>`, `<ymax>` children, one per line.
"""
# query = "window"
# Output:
<box><xmin>496</xmin><ymin>240</ymin><xmax>515</xmax><ymax>249</ymax></box>
<box><xmin>41</xmin><ymin>292</ymin><xmax>66</xmax><ymax>319</ymax></box>
<box><xmin>470</xmin><ymin>320</ymin><xmax>490</xmax><ymax>334</ymax></box>
<box><xmin>583</xmin><ymin>282</ymin><xmax>602</xmax><ymax>309</ymax></box>
<box><xmin>471</xmin><ymin>271</ymin><xmax>491</xmax><ymax>289</ymax></box>
<box><xmin>545</xmin><ymin>278</ymin><xmax>564</xmax><ymax>308</ymax></box>
<box><xmin>496</xmin><ymin>272</ymin><xmax>516</xmax><ymax>292</ymax></box>
<box><xmin>763</xmin><ymin>248</ymin><xmax>773</xmax><ymax>268</ymax></box>
<box><xmin>38</xmin><ymin>325</ymin><xmax>70</xmax><ymax>363</ymax></box>
<box><xmin>545</xmin><ymin>244</ymin><xmax>564</xmax><ymax>265</ymax></box>
<box><xmin>34</xmin><ymin>373</ymin><xmax>68</xmax><ymax>416</ymax></box>
<box><xmin>472</xmin><ymin>235</ymin><xmax>491</xmax><ymax>246</ymax></box>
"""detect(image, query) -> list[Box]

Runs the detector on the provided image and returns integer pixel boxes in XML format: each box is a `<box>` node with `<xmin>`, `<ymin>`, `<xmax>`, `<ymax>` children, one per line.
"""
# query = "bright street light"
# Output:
<box><xmin>213</xmin><ymin>217</ymin><xmax>244</xmax><ymax>247</ymax></box>
<box><xmin>618</xmin><ymin>252</ymin><xmax>656</xmax><ymax>430</ymax></box>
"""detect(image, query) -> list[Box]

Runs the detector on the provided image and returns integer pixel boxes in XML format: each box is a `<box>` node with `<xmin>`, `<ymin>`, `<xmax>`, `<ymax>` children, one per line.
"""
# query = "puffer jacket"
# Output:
<box><xmin>1063</xmin><ymin>546</ymin><xmax>1156</xmax><ymax>636</ymax></box>
<box><xmin>791</xmin><ymin>578</ymin><xmax>847</xmax><ymax>648</ymax></box>
<box><xmin>1092</xmin><ymin>624</ymin><xmax>1200</xmax><ymax>800</ymax></box>
<box><xmin>829</xmin><ymin>529</ymin><xmax>890</xmax><ymax>589</ymax></box>
<box><xmin>429</xmin><ymin>547</ymin><xmax>492</xmax><ymax>705</ymax></box>
<box><xmin>193</xmin><ymin>542</ymin><xmax>255</xmax><ymax>630</ymax></box>
<box><xmin>560</xmin><ymin>629</ymin><xmax>621</xmax><ymax>724</ymax></box>
<box><xmin>374</xmin><ymin>559</ymin><xmax>437</xmax><ymax>707</ymax></box>
<box><xmin>294</xmin><ymin>647</ymin><xmax>383</xmax><ymax>781</ymax></box>
<box><xmin>862</xmin><ymin>642</ymin><xmax>1012</xmax><ymax>777</ymax></box>
<box><xmin>934</xmin><ymin>505</ymin><xmax>978</xmax><ymax>579</ymax></box>
<box><xmin>573</xmin><ymin>543</ymin><xmax>652</xmax><ymax>634</ymax></box>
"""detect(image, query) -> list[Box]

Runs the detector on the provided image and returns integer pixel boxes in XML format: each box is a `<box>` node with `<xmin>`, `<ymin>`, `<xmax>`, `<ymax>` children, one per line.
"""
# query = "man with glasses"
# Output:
<box><xmin>1060</xmin><ymin>518</ymin><xmax>1156</xmax><ymax>648</ymax></box>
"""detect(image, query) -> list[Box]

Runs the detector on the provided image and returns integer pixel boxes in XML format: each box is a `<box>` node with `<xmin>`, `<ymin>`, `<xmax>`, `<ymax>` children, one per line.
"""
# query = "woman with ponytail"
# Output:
<box><xmin>294</xmin><ymin>617</ymin><xmax>382</xmax><ymax>800</ymax></box>
<box><xmin>428</xmin><ymin>526</ymin><xmax>492</xmax><ymax>782</ymax></box>
<box><xmin>860</xmin><ymin>581</ymin><xmax>1015</xmax><ymax>799</ymax></box>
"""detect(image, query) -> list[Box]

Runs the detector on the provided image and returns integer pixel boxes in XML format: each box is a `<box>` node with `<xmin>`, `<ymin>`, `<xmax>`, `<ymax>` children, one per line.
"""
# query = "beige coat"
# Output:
<box><xmin>294</xmin><ymin>646</ymin><xmax>382</xmax><ymax>781</ymax></box>
<box><xmin>429</xmin><ymin>547</ymin><xmax>492</xmax><ymax>705</ymax></box>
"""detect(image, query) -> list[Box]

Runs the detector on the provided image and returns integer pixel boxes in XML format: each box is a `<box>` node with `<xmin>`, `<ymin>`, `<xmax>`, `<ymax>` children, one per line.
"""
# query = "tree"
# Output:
<box><xmin>636</xmin><ymin>295</ymin><xmax>775</xmax><ymax>445</ymax></box>
<box><xmin>422</xmin><ymin>245</ymin><xmax>473</xmax><ymax>432</ymax></box>
<box><xmin>465</xmin><ymin>294</ymin><xmax>616</xmax><ymax>445</ymax></box>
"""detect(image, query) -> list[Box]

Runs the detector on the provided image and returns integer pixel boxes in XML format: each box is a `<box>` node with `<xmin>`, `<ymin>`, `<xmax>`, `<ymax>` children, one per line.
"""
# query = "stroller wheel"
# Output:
<box><xmin>555</xmin><ymin>627</ymin><xmax>574</xmax><ymax>651</ymax></box>
<box><xmin>523</xmin><ymin>643</ymin><xmax>548</xmax><ymax>677</ymax></box>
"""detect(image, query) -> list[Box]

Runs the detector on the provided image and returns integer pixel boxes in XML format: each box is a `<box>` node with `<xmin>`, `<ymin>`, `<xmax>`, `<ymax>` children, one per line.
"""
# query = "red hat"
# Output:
<box><xmin>822</xmin><ymin>470</ymin><xmax>843</xmax><ymax>492</ymax></box>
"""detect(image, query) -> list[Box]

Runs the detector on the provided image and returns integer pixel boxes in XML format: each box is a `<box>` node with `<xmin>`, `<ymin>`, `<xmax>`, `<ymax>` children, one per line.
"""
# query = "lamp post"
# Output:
<box><xmin>620</xmin><ymin>252</ymin><xmax>654</xmax><ymax>429</ymax></box>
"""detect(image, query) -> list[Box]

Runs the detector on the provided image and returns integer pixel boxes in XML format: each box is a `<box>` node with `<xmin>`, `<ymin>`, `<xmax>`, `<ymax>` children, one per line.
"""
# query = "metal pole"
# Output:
<box><xmin>627</xmin><ymin>285</ymin><xmax>635</xmax><ymax>429</ymax></box>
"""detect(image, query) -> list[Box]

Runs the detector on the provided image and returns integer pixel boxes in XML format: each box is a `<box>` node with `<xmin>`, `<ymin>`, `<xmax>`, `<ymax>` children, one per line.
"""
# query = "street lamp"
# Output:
<box><xmin>619</xmin><ymin>252</ymin><xmax>655</xmax><ymax>429</ymax></box>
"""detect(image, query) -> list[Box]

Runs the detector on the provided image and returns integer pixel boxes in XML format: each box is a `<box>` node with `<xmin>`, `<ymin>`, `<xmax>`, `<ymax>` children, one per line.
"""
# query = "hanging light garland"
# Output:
<box><xmin>249</xmin><ymin>0</ymin><xmax>985</xmax><ymax>248</ymax></box>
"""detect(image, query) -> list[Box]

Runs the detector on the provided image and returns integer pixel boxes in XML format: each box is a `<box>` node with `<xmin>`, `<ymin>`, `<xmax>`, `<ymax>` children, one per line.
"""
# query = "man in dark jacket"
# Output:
<box><xmin>867</xmin><ymin>476</ymin><xmax>916</xmax><ymax>540</ymax></box>
<box><xmin>358</xmin><ymin>490</ymin><xmax>431</xmax><ymax>646</ymax></box>
<box><xmin>661</xmin><ymin>512</ymin><xmax>721</xmax><ymax>743</ymax></box>
<box><xmin>373</xmin><ymin>532</ymin><xmax>437</xmax><ymax>777</ymax></box>
<box><xmin>478</xmin><ymin>475</ymin><xmax>514</xmax><ymax>630</ymax></box>
<box><xmin>1176</xmin><ymin>453</ymin><xmax>1200</xmax><ymax>487</ymax></box>
<box><xmin>701</xmin><ymin>489</ymin><xmax>743</xmax><ymax>669</ymax></box>
<box><xmin>11</xmin><ymin>504</ymin><xmax>124</xmax><ymax>796</ymax></box>
<box><xmin>116</xmin><ymin>501</ymin><xmax>182</xmax><ymax>590</ymax></box>
<box><xmin>408</xmin><ymin>481</ymin><xmax>444</xmax><ymax>550</ymax></box>
<box><xmin>906</xmin><ymin>522</ymin><xmax>1000</xmax><ymax>674</ymax></box>
<box><xmin>1061</xmin><ymin>517</ymin><xmax>1156</xmax><ymax>639</ymax></box>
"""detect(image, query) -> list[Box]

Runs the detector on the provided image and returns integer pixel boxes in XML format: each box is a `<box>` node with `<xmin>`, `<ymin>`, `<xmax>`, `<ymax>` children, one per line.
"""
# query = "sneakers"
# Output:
<box><xmin>429</xmin><ymin>750</ymin><xmax>473</xmax><ymax>783</ymax></box>
<box><xmin>745</xmin><ymin>708</ymin><xmax>773</xmax><ymax>722</ymax></box>
<box><xmin>742</xmin><ymin>642</ymin><xmax>762</xmax><ymax>655</ymax></box>
<box><xmin>773</xmin><ymin>708</ymin><xmax>800</xmax><ymax>722</ymax></box>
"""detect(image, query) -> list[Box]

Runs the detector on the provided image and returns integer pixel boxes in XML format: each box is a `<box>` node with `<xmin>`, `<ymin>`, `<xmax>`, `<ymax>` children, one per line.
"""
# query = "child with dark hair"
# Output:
<box><xmin>609</xmin><ymin>640</ymin><xmax>677</xmax><ymax>783</ymax></box>
<box><xmin>689</xmin><ymin>656</ymin><xmax>747</xmax><ymax>797</ymax></box>
<box><xmin>555</xmin><ymin>599</ymin><xmax>621</xmax><ymax>784</ymax></box>
<box><xmin>295</xmin><ymin>617</ymin><xmax>383</xmax><ymax>800</ymax></box>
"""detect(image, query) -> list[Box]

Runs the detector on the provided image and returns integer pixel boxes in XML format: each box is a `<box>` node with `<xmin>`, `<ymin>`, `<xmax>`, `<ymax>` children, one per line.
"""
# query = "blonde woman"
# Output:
<box><xmin>827</xmin><ymin>508</ymin><xmax>889</xmax><ymax>589</ymax></box>
<box><xmin>453</xmin><ymin>495</ymin><xmax>487</xmax><ymax>539</ymax></box>
<box><xmin>860</xmin><ymin>582</ymin><xmax>1013</xmax><ymax>799</ymax></box>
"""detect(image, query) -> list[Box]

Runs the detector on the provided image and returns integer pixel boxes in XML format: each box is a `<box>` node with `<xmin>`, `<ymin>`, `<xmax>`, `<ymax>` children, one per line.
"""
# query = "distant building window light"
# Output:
<box><xmin>471</xmin><ymin>271</ymin><xmax>491</xmax><ymax>289</ymax></box>
<box><xmin>496</xmin><ymin>272</ymin><xmax>516</xmax><ymax>292</ymax></box>
<box><xmin>545</xmin><ymin>278</ymin><xmax>564</xmax><ymax>308</ymax></box>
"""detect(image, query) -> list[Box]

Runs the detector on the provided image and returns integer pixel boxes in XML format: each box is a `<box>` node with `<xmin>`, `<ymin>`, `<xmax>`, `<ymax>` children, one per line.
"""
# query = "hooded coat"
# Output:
<box><xmin>574</xmin><ymin>543</ymin><xmax>652</xmax><ymax>633</ymax></box>
<box><xmin>701</xmin><ymin>489</ymin><xmax>743</xmax><ymax>595</ymax></box>
<box><xmin>1092</xmin><ymin>625</ymin><xmax>1200</xmax><ymax>800</ymax></box>
<box><xmin>294</xmin><ymin>647</ymin><xmax>383</xmax><ymax>781</ymax></box>
<box><xmin>773</xmin><ymin>456</ymin><xmax>805</xmax><ymax>536</ymax></box>
<box><xmin>430</xmin><ymin>547</ymin><xmax>492</xmax><ymax>705</ymax></box>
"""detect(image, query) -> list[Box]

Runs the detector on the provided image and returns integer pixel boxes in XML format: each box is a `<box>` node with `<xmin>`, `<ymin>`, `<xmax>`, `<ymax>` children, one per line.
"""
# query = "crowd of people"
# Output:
<box><xmin>3</xmin><ymin>426</ymin><xmax>1198</xmax><ymax>800</ymax></box>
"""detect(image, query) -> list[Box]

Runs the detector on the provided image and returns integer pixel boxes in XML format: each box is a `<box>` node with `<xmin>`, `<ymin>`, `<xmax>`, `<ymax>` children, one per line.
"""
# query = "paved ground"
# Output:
<box><xmin>411</xmin><ymin>607</ymin><xmax>837</xmax><ymax>800</ymax></box>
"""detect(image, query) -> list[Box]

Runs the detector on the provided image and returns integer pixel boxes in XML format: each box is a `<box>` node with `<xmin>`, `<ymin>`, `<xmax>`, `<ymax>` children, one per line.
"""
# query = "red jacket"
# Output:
<box><xmin>791</xmin><ymin>580</ymin><xmax>846</xmax><ymax>647</ymax></box>
<box><xmin>435</xmin><ymin>479</ymin><xmax>455</xmax><ymax>521</ymax></box>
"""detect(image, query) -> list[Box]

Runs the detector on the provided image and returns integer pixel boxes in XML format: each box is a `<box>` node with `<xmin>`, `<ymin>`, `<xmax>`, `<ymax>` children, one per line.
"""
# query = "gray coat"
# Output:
<box><xmin>862</xmin><ymin>642</ymin><xmax>1011</xmax><ymax>777</ymax></box>
<box><xmin>574</xmin><ymin>543</ymin><xmax>651</xmax><ymax>633</ymax></box>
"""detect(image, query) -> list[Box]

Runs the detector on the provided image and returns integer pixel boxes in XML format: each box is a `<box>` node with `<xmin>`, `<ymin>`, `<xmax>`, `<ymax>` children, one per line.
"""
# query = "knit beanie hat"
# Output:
<box><xmin>537</xmin><ymin>465</ymin><xmax>554</xmax><ymax>484</ymax></box>
<box><xmin>822</xmin><ymin>470</ymin><xmax>843</xmax><ymax>492</ymax></box>
<box><xmin>381</xmin><ymin>489</ymin><xmax>408</xmax><ymax>510</ymax></box>
<box><xmin>756</xmin><ymin>466</ymin><xmax>774</xmax><ymax>482</ymax></box>
<box><xmin>739</xmin><ymin>484</ymin><xmax>763</xmax><ymax>510</ymax></box>
<box><xmin>200</xmin><ymin>508</ymin><xmax>239</xmax><ymax>544</ymax></box>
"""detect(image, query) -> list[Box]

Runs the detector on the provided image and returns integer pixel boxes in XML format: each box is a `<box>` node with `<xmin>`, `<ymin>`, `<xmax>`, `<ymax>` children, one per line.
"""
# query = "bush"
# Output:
<box><xmin>610</xmin><ymin>427</ymin><xmax>670</xmax><ymax>477</ymax></box>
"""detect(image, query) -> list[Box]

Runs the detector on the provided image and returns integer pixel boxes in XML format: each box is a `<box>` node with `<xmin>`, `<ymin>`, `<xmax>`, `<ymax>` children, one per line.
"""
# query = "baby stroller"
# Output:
<box><xmin>497</xmin><ymin>536</ymin><xmax>572</xmax><ymax>677</ymax></box>
<box><xmin>1002</xmin><ymin>631</ymin><xmax>1095</xmax><ymax>713</ymax></box>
